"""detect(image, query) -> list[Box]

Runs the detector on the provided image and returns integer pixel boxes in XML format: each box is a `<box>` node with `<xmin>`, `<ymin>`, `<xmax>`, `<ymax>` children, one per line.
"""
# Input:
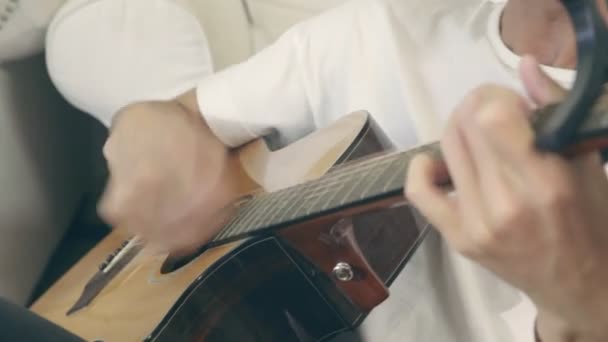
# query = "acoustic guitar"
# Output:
<box><xmin>31</xmin><ymin>111</ymin><xmax>433</xmax><ymax>341</ymax></box>
<box><xmin>31</xmin><ymin>0</ymin><xmax>608</xmax><ymax>340</ymax></box>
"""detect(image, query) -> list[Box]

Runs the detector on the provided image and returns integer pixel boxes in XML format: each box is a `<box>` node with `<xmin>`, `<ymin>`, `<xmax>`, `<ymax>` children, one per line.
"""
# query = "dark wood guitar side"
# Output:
<box><xmin>31</xmin><ymin>111</ymin><xmax>431</xmax><ymax>341</ymax></box>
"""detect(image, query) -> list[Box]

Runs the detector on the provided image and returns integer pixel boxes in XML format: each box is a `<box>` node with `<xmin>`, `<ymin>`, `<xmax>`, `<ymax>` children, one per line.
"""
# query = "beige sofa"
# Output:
<box><xmin>0</xmin><ymin>54</ymin><xmax>106</xmax><ymax>304</ymax></box>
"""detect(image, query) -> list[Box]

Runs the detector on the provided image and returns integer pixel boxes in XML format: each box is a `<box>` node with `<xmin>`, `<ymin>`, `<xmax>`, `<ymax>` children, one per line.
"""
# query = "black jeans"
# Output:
<box><xmin>0</xmin><ymin>298</ymin><xmax>84</xmax><ymax>341</ymax></box>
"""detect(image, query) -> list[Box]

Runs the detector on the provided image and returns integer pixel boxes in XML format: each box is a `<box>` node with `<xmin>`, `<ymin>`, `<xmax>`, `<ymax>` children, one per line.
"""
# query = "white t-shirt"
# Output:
<box><xmin>47</xmin><ymin>0</ymin><xmax>576</xmax><ymax>341</ymax></box>
<box><xmin>196</xmin><ymin>1</ymin><xmax>575</xmax><ymax>341</ymax></box>
<box><xmin>46</xmin><ymin>0</ymin><xmax>214</xmax><ymax>122</ymax></box>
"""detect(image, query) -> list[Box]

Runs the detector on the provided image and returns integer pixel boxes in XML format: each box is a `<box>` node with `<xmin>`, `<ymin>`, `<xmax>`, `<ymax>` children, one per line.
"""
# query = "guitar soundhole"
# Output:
<box><xmin>159</xmin><ymin>194</ymin><xmax>254</xmax><ymax>275</ymax></box>
<box><xmin>160</xmin><ymin>246</ymin><xmax>209</xmax><ymax>274</ymax></box>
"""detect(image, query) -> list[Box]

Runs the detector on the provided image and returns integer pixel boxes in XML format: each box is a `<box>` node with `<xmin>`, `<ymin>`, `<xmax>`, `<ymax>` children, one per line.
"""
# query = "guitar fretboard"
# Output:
<box><xmin>209</xmin><ymin>142</ymin><xmax>441</xmax><ymax>246</ymax></box>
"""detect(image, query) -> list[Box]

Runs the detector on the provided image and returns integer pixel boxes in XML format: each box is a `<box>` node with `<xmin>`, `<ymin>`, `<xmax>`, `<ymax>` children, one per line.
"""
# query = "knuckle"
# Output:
<box><xmin>112</xmin><ymin>100</ymin><xmax>163</xmax><ymax>129</ymax></box>
<box><xmin>102</xmin><ymin>140</ymin><xmax>113</xmax><ymax>161</ymax></box>
<box><xmin>405</xmin><ymin>157</ymin><xmax>425</xmax><ymax>197</ymax></box>
<box><xmin>97</xmin><ymin>197</ymin><xmax>120</xmax><ymax>224</ymax></box>
<box><xmin>118</xmin><ymin>100</ymin><xmax>156</xmax><ymax>118</ymax></box>
<box><xmin>134</xmin><ymin>173</ymin><xmax>165</xmax><ymax>198</ymax></box>
<box><xmin>451</xmin><ymin>85</ymin><xmax>512</xmax><ymax>135</ymax></box>
<box><xmin>538</xmin><ymin>185</ymin><xmax>573</xmax><ymax>211</ymax></box>
<box><xmin>453</xmin><ymin>87</ymin><xmax>486</xmax><ymax>120</ymax></box>
<box><xmin>471</xmin><ymin>228</ymin><xmax>497</xmax><ymax>252</ymax></box>
<box><xmin>459</xmin><ymin>244</ymin><xmax>483</xmax><ymax>259</ymax></box>
<box><xmin>494</xmin><ymin>203</ymin><xmax>522</xmax><ymax>227</ymax></box>
<box><xmin>451</xmin><ymin>223</ymin><xmax>496</xmax><ymax>259</ymax></box>
<box><xmin>451</xmin><ymin>237</ymin><xmax>475</xmax><ymax>257</ymax></box>
<box><xmin>464</xmin><ymin>86</ymin><xmax>522</xmax><ymax>131</ymax></box>
<box><xmin>404</xmin><ymin>183</ymin><xmax>420</xmax><ymax>201</ymax></box>
<box><xmin>490</xmin><ymin>201</ymin><xmax>527</xmax><ymax>236</ymax></box>
<box><xmin>474</xmin><ymin>101</ymin><xmax>511</xmax><ymax>131</ymax></box>
<box><xmin>457</xmin><ymin>231</ymin><xmax>492</xmax><ymax>259</ymax></box>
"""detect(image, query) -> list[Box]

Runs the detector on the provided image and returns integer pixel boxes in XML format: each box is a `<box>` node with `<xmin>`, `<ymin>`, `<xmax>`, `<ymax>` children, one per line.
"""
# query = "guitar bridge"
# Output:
<box><xmin>67</xmin><ymin>238</ymin><xmax>143</xmax><ymax>316</ymax></box>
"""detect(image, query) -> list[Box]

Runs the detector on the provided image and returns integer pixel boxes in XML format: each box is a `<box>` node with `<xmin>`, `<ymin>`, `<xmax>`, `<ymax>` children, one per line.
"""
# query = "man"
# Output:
<box><xmin>45</xmin><ymin>0</ymin><xmax>608</xmax><ymax>341</ymax></box>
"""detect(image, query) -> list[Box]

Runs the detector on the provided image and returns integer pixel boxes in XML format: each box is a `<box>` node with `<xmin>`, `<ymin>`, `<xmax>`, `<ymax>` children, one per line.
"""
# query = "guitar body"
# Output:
<box><xmin>31</xmin><ymin>112</ymin><xmax>430</xmax><ymax>341</ymax></box>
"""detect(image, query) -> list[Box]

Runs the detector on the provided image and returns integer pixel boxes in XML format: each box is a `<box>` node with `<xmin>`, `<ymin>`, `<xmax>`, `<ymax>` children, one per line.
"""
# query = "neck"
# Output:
<box><xmin>501</xmin><ymin>0</ymin><xmax>577</xmax><ymax>69</ymax></box>
<box><xmin>210</xmin><ymin>143</ymin><xmax>443</xmax><ymax>245</ymax></box>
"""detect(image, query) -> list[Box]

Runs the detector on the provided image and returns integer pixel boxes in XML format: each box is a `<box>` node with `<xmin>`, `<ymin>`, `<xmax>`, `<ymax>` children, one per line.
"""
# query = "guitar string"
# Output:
<box><xmin>214</xmin><ymin>161</ymin><xmax>399</xmax><ymax>241</ymax></box>
<box><xmin>212</xmin><ymin>142</ymin><xmax>439</xmax><ymax>242</ymax></box>
<box><xmin>213</xmin><ymin>148</ymin><xmax>421</xmax><ymax>241</ymax></box>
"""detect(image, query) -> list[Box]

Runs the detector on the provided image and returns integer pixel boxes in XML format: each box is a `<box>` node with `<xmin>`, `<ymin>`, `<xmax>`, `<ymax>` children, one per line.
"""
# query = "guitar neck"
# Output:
<box><xmin>210</xmin><ymin>142</ymin><xmax>441</xmax><ymax>246</ymax></box>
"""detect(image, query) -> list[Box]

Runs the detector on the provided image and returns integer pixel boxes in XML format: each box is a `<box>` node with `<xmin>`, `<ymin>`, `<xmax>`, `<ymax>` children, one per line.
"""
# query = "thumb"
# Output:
<box><xmin>519</xmin><ymin>55</ymin><xmax>567</xmax><ymax>107</ymax></box>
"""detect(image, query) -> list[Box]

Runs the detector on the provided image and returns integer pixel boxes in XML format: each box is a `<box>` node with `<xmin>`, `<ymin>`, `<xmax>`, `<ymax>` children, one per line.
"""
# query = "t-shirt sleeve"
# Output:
<box><xmin>196</xmin><ymin>24</ymin><xmax>316</xmax><ymax>148</ymax></box>
<box><xmin>46</xmin><ymin>0</ymin><xmax>215</xmax><ymax>127</ymax></box>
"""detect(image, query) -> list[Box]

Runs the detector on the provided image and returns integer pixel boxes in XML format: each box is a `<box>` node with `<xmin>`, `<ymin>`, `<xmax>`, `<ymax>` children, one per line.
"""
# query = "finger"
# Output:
<box><xmin>519</xmin><ymin>55</ymin><xmax>567</xmax><ymax>107</ymax></box>
<box><xmin>458</xmin><ymin>89</ymin><xmax>545</xmax><ymax>244</ymax></box>
<box><xmin>406</xmin><ymin>153</ymin><xmax>460</xmax><ymax>241</ymax></box>
<box><xmin>97</xmin><ymin>173</ymin><xmax>155</xmax><ymax>233</ymax></box>
<box><xmin>469</xmin><ymin>85</ymin><xmax>539</xmax><ymax>170</ymax></box>
<box><xmin>97</xmin><ymin>178</ymin><xmax>128</xmax><ymax>226</ymax></box>
<box><xmin>440</xmin><ymin>92</ymin><xmax>485</xmax><ymax>212</ymax></box>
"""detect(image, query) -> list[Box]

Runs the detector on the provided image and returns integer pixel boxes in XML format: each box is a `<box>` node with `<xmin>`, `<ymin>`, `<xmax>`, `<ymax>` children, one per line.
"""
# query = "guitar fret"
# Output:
<box><xmin>214</xmin><ymin>201</ymin><xmax>253</xmax><ymax>241</ymax></box>
<box><xmin>382</xmin><ymin>157</ymin><xmax>409</xmax><ymax>193</ymax></box>
<box><xmin>213</xmin><ymin>216</ymin><xmax>240</xmax><ymax>241</ymax></box>
<box><xmin>244</xmin><ymin>198</ymin><xmax>273</xmax><ymax>234</ymax></box>
<box><xmin>249</xmin><ymin>190</ymin><xmax>286</xmax><ymax>230</ymax></box>
<box><xmin>304</xmin><ymin>187</ymin><xmax>333</xmax><ymax>216</ymax></box>
<box><xmin>213</xmin><ymin>197</ymin><xmax>260</xmax><ymax>241</ymax></box>
<box><xmin>244</xmin><ymin>190</ymin><xmax>290</xmax><ymax>234</ymax></box>
<box><xmin>222</xmin><ymin>194</ymin><xmax>270</xmax><ymax>240</ymax></box>
<box><xmin>267</xmin><ymin>191</ymin><xmax>301</xmax><ymax>225</ymax></box>
<box><xmin>318</xmin><ymin>177</ymin><xmax>346</xmax><ymax>211</ymax></box>
<box><xmin>335</xmin><ymin>166</ymin><xmax>377</xmax><ymax>207</ymax></box>
<box><xmin>327</xmin><ymin>158</ymin><xmax>389</xmax><ymax>181</ymax></box>
<box><xmin>288</xmin><ymin>202</ymin><xmax>312</xmax><ymax>223</ymax></box>
<box><xmin>359</xmin><ymin>157</ymin><xmax>404</xmax><ymax>199</ymax></box>
<box><xmin>269</xmin><ymin>187</ymin><xmax>309</xmax><ymax>225</ymax></box>
<box><xmin>268</xmin><ymin>169</ymin><xmax>342</xmax><ymax>225</ymax></box>
<box><xmin>297</xmin><ymin>160</ymin><xmax>390</xmax><ymax>212</ymax></box>
<box><xmin>267</xmin><ymin>181</ymin><xmax>331</xmax><ymax>229</ymax></box>
<box><xmin>295</xmin><ymin>179</ymin><xmax>347</xmax><ymax>218</ymax></box>
<box><xmin>327</xmin><ymin>152</ymin><xmax>395</xmax><ymax>175</ymax></box>
<box><xmin>211</xmin><ymin>142</ymin><xmax>443</xmax><ymax>245</ymax></box>
<box><xmin>233</xmin><ymin>195</ymin><xmax>271</xmax><ymax>235</ymax></box>
<box><xmin>288</xmin><ymin>186</ymin><xmax>324</xmax><ymax>222</ymax></box>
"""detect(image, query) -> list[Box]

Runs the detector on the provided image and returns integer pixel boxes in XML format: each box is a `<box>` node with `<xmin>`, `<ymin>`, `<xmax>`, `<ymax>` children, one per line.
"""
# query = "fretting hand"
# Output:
<box><xmin>406</xmin><ymin>56</ymin><xmax>608</xmax><ymax>341</ymax></box>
